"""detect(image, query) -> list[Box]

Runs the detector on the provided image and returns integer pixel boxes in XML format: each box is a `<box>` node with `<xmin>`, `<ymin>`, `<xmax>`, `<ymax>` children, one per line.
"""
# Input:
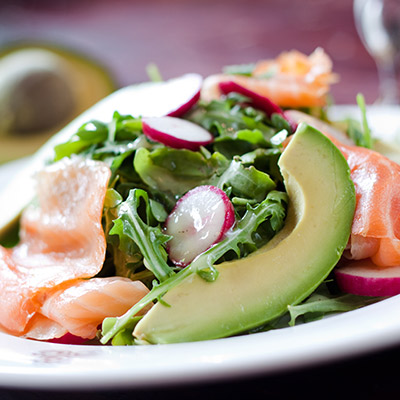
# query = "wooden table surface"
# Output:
<box><xmin>0</xmin><ymin>1</ymin><xmax>399</xmax><ymax>398</ymax></box>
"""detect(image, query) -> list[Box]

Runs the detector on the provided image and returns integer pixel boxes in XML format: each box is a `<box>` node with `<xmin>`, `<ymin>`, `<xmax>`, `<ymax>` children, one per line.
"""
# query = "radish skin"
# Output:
<box><xmin>46</xmin><ymin>332</ymin><xmax>87</xmax><ymax>345</ymax></box>
<box><xmin>0</xmin><ymin>74</ymin><xmax>204</xmax><ymax>240</ymax></box>
<box><xmin>284</xmin><ymin>109</ymin><xmax>354</xmax><ymax>145</ymax></box>
<box><xmin>219</xmin><ymin>80</ymin><xmax>284</xmax><ymax>118</ymax></box>
<box><xmin>219</xmin><ymin>80</ymin><xmax>297</xmax><ymax>131</ymax></box>
<box><xmin>166</xmin><ymin>76</ymin><xmax>201</xmax><ymax>117</ymax></box>
<box><xmin>335</xmin><ymin>258</ymin><xmax>400</xmax><ymax>297</ymax></box>
<box><xmin>142</xmin><ymin>116</ymin><xmax>213</xmax><ymax>151</ymax></box>
<box><xmin>165</xmin><ymin>185</ymin><xmax>235</xmax><ymax>266</ymax></box>
<box><xmin>165</xmin><ymin>73</ymin><xmax>202</xmax><ymax>117</ymax></box>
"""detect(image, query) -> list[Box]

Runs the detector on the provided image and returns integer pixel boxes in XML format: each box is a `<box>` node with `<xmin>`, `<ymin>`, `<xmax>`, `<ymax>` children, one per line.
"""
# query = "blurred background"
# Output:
<box><xmin>0</xmin><ymin>0</ymin><xmax>392</xmax><ymax>162</ymax></box>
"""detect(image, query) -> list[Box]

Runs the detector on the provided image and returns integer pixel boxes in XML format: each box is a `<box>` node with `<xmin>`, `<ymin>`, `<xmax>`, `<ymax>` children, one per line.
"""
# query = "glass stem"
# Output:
<box><xmin>376</xmin><ymin>59</ymin><xmax>400</xmax><ymax>104</ymax></box>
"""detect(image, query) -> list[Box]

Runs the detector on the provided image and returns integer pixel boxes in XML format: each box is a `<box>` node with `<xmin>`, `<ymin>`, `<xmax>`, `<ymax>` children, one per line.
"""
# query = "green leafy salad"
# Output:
<box><xmin>1</xmin><ymin>49</ymin><xmax>393</xmax><ymax>345</ymax></box>
<box><xmin>50</xmin><ymin>90</ymin><xmax>379</xmax><ymax>346</ymax></box>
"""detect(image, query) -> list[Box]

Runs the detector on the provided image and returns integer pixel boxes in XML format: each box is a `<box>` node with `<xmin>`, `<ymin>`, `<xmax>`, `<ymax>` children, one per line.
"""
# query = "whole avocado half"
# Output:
<box><xmin>133</xmin><ymin>123</ymin><xmax>356</xmax><ymax>344</ymax></box>
<box><xmin>0</xmin><ymin>42</ymin><xmax>116</xmax><ymax>163</ymax></box>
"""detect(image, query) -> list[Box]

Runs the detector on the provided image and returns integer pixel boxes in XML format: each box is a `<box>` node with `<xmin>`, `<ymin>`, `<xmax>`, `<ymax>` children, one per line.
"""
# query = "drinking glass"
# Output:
<box><xmin>354</xmin><ymin>0</ymin><xmax>400</xmax><ymax>104</ymax></box>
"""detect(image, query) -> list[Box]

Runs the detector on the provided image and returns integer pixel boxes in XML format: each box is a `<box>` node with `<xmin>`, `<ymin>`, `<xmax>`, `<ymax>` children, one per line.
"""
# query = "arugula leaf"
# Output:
<box><xmin>211</xmin><ymin>128</ymin><xmax>272</xmax><ymax>160</ymax></box>
<box><xmin>344</xmin><ymin>93</ymin><xmax>372</xmax><ymax>149</ymax></box>
<box><xmin>53</xmin><ymin>113</ymin><xmax>146</xmax><ymax>162</ymax></box>
<box><xmin>235</xmin><ymin>129</ymin><xmax>269</xmax><ymax>146</ymax></box>
<box><xmin>270</xmin><ymin>114</ymin><xmax>292</xmax><ymax>136</ymax></box>
<box><xmin>109</xmin><ymin>189</ymin><xmax>175</xmax><ymax>283</ymax></box>
<box><xmin>103</xmin><ymin>189</ymin><xmax>144</xmax><ymax>279</ymax></box>
<box><xmin>212</xmin><ymin>137</ymin><xmax>257</xmax><ymax>159</ymax></box>
<box><xmin>134</xmin><ymin>146</ymin><xmax>229</xmax><ymax>204</ymax></box>
<box><xmin>100</xmin><ymin>190</ymin><xmax>288</xmax><ymax>344</ymax></box>
<box><xmin>192</xmin><ymin>190</ymin><xmax>288</xmax><ymax>271</ymax></box>
<box><xmin>211</xmin><ymin>157</ymin><xmax>276</xmax><ymax>202</ymax></box>
<box><xmin>222</xmin><ymin>63</ymin><xmax>256</xmax><ymax>76</ymax></box>
<box><xmin>287</xmin><ymin>282</ymin><xmax>382</xmax><ymax>325</ymax></box>
<box><xmin>187</xmin><ymin>96</ymin><xmax>275</xmax><ymax>140</ymax></box>
<box><xmin>109</xmin><ymin>112</ymin><xmax>143</xmax><ymax>142</ymax></box>
<box><xmin>240</xmin><ymin>148</ymin><xmax>283</xmax><ymax>186</ymax></box>
<box><xmin>112</xmin><ymin>317</ymin><xmax>143</xmax><ymax>345</ymax></box>
<box><xmin>76</xmin><ymin>120</ymin><xmax>108</xmax><ymax>142</ymax></box>
<box><xmin>356</xmin><ymin>93</ymin><xmax>372</xmax><ymax>148</ymax></box>
<box><xmin>53</xmin><ymin>120</ymin><xmax>108</xmax><ymax>160</ymax></box>
<box><xmin>146</xmin><ymin>63</ymin><xmax>163</xmax><ymax>82</ymax></box>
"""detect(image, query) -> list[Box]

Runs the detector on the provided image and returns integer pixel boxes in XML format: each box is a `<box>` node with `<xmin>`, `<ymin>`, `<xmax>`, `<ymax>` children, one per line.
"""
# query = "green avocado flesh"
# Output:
<box><xmin>0</xmin><ymin>44</ymin><xmax>116</xmax><ymax>163</ymax></box>
<box><xmin>133</xmin><ymin>123</ymin><xmax>356</xmax><ymax>344</ymax></box>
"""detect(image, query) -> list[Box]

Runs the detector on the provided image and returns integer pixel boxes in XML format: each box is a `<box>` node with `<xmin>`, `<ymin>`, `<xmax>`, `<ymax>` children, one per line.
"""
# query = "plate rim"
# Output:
<box><xmin>0</xmin><ymin>104</ymin><xmax>400</xmax><ymax>390</ymax></box>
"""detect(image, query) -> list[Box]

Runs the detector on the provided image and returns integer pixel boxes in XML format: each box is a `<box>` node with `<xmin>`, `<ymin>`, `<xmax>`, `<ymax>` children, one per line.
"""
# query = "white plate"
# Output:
<box><xmin>0</xmin><ymin>102</ymin><xmax>400</xmax><ymax>390</ymax></box>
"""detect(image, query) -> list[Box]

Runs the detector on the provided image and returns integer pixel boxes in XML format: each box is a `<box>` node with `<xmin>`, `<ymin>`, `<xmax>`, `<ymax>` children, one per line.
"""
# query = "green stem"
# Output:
<box><xmin>100</xmin><ymin>265</ymin><xmax>193</xmax><ymax>344</ymax></box>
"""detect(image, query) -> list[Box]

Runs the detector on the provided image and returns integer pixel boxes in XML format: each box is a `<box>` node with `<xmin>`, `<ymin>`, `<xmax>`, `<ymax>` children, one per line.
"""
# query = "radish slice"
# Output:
<box><xmin>166</xmin><ymin>73</ymin><xmax>202</xmax><ymax>117</ymax></box>
<box><xmin>284</xmin><ymin>109</ymin><xmax>354</xmax><ymax>146</ymax></box>
<box><xmin>46</xmin><ymin>332</ymin><xmax>87</xmax><ymax>345</ymax></box>
<box><xmin>218</xmin><ymin>80</ymin><xmax>297</xmax><ymax>131</ymax></box>
<box><xmin>142</xmin><ymin>116</ymin><xmax>214</xmax><ymax>151</ymax></box>
<box><xmin>218</xmin><ymin>80</ymin><xmax>284</xmax><ymax>118</ymax></box>
<box><xmin>335</xmin><ymin>258</ymin><xmax>400</xmax><ymax>297</ymax></box>
<box><xmin>165</xmin><ymin>185</ymin><xmax>235</xmax><ymax>266</ymax></box>
<box><xmin>109</xmin><ymin>73</ymin><xmax>203</xmax><ymax>118</ymax></box>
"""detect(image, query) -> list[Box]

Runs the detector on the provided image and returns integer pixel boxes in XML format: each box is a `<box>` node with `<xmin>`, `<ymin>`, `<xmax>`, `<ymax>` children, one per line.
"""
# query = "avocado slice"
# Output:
<box><xmin>0</xmin><ymin>42</ymin><xmax>116</xmax><ymax>163</ymax></box>
<box><xmin>133</xmin><ymin>123</ymin><xmax>356</xmax><ymax>344</ymax></box>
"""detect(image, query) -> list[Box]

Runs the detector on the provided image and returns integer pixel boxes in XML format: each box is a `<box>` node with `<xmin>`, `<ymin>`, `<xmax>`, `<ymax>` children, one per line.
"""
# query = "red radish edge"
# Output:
<box><xmin>165</xmin><ymin>73</ymin><xmax>202</xmax><ymax>117</ymax></box>
<box><xmin>219</xmin><ymin>80</ymin><xmax>284</xmax><ymax>117</ymax></box>
<box><xmin>283</xmin><ymin>111</ymin><xmax>299</xmax><ymax>132</ymax></box>
<box><xmin>197</xmin><ymin>185</ymin><xmax>235</xmax><ymax>243</ymax></box>
<box><xmin>142</xmin><ymin>116</ymin><xmax>214</xmax><ymax>151</ymax></box>
<box><xmin>165</xmin><ymin>185</ymin><xmax>235</xmax><ymax>267</ymax></box>
<box><xmin>219</xmin><ymin>80</ymin><xmax>297</xmax><ymax>131</ymax></box>
<box><xmin>335</xmin><ymin>259</ymin><xmax>400</xmax><ymax>297</ymax></box>
<box><xmin>117</xmin><ymin>73</ymin><xmax>202</xmax><ymax>118</ymax></box>
<box><xmin>167</xmin><ymin>90</ymin><xmax>201</xmax><ymax>117</ymax></box>
<box><xmin>46</xmin><ymin>332</ymin><xmax>87</xmax><ymax>345</ymax></box>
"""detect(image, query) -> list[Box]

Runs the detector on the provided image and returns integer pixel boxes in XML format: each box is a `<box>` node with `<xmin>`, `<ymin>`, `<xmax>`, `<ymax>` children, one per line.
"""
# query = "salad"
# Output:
<box><xmin>0</xmin><ymin>48</ymin><xmax>397</xmax><ymax>345</ymax></box>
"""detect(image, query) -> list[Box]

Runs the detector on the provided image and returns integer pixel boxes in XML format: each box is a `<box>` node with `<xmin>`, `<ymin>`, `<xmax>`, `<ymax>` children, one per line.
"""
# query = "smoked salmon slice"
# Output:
<box><xmin>0</xmin><ymin>156</ymin><xmax>150</xmax><ymax>339</ymax></box>
<box><xmin>333</xmin><ymin>140</ymin><xmax>400</xmax><ymax>267</ymax></box>
<box><xmin>29</xmin><ymin>277</ymin><xmax>150</xmax><ymax>340</ymax></box>
<box><xmin>282</xmin><ymin>122</ymin><xmax>400</xmax><ymax>268</ymax></box>
<box><xmin>201</xmin><ymin>48</ymin><xmax>338</xmax><ymax>108</ymax></box>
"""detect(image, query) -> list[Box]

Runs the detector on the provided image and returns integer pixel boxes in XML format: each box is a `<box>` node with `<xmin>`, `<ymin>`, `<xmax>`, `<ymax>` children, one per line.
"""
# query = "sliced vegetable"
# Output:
<box><xmin>219</xmin><ymin>80</ymin><xmax>284</xmax><ymax>118</ymax></box>
<box><xmin>165</xmin><ymin>185</ymin><xmax>235</xmax><ymax>266</ymax></box>
<box><xmin>335</xmin><ymin>259</ymin><xmax>400</xmax><ymax>297</ymax></box>
<box><xmin>284</xmin><ymin>109</ymin><xmax>354</xmax><ymax>145</ymax></box>
<box><xmin>131</xmin><ymin>124</ymin><xmax>355</xmax><ymax>344</ymax></box>
<box><xmin>0</xmin><ymin>74</ymin><xmax>204</xmax><ymax>241</ymax></box>
<box><xmin>201</xmin><ymin>49</ymin><xmax>337</xmax><ymax>108</ymax></box>
<box><xmin>166</xmin><ymin>73</ymin><xmax>202</xmax><ymax>117</ymax></box>
<box><xmin>142</xmin><ymin>116</ymin><xmax>214</xmax><ymax>150</ymax></box>
<box><xmin>101</xmin><ymin>189</ymin><xmax>288</xmax><ymax>344</ymax></box>
<box><xmin>46</xmin><ymin>332</ymin><xmax>87</xmax><ymax>345</ymax></box>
